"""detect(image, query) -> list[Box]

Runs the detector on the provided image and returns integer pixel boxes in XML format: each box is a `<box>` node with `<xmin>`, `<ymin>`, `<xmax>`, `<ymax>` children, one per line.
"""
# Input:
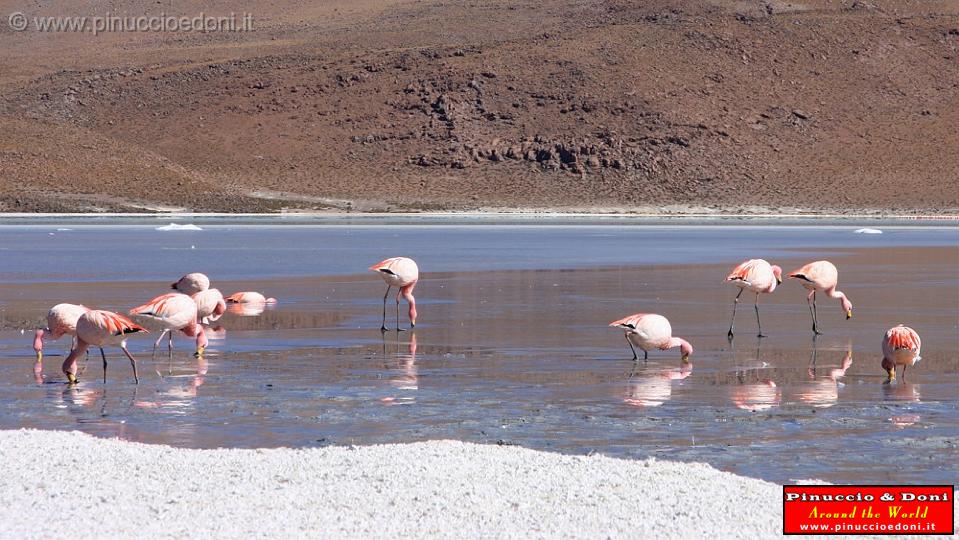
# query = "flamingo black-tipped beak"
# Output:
<box><xmin>846</xmin><ymin>310</ymin><xmax>853</xmax><ymax>320</ymax></box>
<box><xmin>66</xmin><ymin>372</ymin><xmax>78</xmax><ymax>385</ymax></box>
<box><xmin>776</xmin><ymin>276</ymin><xmax>783</xmax><ymax>285</ymax></box>
<box><xmin>884</xmin><ymin>368</ymin><xmax>895</xmax><ymax>384</ymax></box>
<box><xmin>35</xmin><ymin>351</ymin><xmax>42</xmax><ymax>363</ymax></box>
<box><xmin>194</xmin><ymin>346</ymin><xmax>206</xmax><ymax>358</ymax></box>
<box><xmin>681</xmin><ymin>354</ymin><xmax>690</xmax><ymax>364</ymax></box>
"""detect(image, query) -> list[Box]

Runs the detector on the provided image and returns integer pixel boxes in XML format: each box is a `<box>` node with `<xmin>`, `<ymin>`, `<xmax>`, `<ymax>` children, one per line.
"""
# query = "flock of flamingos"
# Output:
<box><xmin>31</xmin><ymin>256</ymin><xmax>921</xmax><ymax>386</ymax></box>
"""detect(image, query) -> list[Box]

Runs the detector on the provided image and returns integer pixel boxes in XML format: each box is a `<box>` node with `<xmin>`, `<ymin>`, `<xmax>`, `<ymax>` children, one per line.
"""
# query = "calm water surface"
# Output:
<box><xmin>0</xmin><ymin>219</ymin><xmax>956</xmax><ymax>485</ymax></box>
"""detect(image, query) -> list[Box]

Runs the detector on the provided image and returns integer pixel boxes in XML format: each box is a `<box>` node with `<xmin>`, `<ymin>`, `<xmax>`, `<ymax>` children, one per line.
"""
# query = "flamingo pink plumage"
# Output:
<box><xmin>62</xmin><ymin>310</ymin><xmax>148</xmax><ymax>384</ymax></box>
<box><xmin>33</xmin><ymin>303</ymin><xmax>90</xmax><ymax>364</ymax></box>
<box><xmin>881</xmin><ymin>325</ymin><xmax>921</xmax><ymax>383</ymax></box>
<box><xmin>193</xmin><ymin>288</ymin><xmax>227</xmax><ymax>324</ymax></box>
<box><xmin>724</xmin><ymin>259</ymin><xmax>782</xmax><ymax>338</ymax></box>
<box><xmin>370</xmin><ymin>257</ymin><xmax>419</xmax><ymax>331</ymax></box>
<box><xmin>171</xmin><ymin>272</ymin><xmax>210</xmax><ymax>296</ymax></box>
<box><xmin>788</xmin><ymin>260</ymin><xmax>853</xmax><ymax>334</ymax></box>
<box><xmin>130</xmin><ymin>292</ymin><xmax>208</xmax><ymax>361</ymax></box>
<box><xmin>609</xmin><ymin>313</ymin><xmax>693</xmax><ymax>362</ymax></box>
<box><xmin>225</xmin><ymin>291</ymin><xmax>277</xmax><ymax>304</ymax></box>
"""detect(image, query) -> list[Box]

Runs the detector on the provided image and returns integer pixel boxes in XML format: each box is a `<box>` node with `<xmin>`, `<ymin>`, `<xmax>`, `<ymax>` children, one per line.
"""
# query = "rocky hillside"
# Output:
<box><xmin>1</xmin><ymin>0</ymin><xmax>958</xmax><ymax>212</ymax></box>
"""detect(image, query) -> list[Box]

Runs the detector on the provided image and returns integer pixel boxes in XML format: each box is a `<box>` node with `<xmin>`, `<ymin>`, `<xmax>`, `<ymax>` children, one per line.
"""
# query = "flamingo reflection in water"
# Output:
<box><xmin>883</xmin><ymin>377</ymin><xmax>921</xmax><ymax>427</ymax></box>
<box><xmin>380</xmin><ymin>333</ymin><xmax>418</xmax><ymax>405</ymax></box>
<box><xmin>135</xmin><ymin>355</ymin><xmax>209</xmax><ymax>413</ymax></box>
<box><xmin>797</xmin><ymin>345</ymin><xmax>853</xmax><ymax>408</ymax></box>
<box><xmin>730</xmin><ymin>379</ymin><xmax>780</xmax><ymax>412</ymax></box>
<box><xmin>729</xmin><ymin>340</ymin><xmax>780</xmax><ymax>412</ymax></box>
<box><xmin>623</xmin><ymin>359</ymin><xmax>693</xmax><ymax>408</ymax></box>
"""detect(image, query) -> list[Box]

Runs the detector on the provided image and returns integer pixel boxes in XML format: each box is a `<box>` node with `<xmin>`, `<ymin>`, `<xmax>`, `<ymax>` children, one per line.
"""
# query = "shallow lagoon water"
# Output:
<box><xmin>0</xmin><ymin>218</ymin><xmax>957</xmax><ymax>484</ymax></box>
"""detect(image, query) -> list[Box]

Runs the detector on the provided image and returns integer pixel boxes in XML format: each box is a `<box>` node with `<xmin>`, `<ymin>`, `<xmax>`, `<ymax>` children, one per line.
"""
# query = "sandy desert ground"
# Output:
<box><xmin>1</xmin><ymin>0</ymin><xmax>959</xmax><ymax>213</ymax></box>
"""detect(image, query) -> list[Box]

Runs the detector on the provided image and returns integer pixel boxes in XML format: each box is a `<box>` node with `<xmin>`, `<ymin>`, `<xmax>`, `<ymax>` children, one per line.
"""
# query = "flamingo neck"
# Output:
<box><xmin>33</xmin><ymin>328</ymin><xmax>45</xmax><ymax>353</ymax></box>
<box><xmin>401</xmin><ymin>283</ymin><xmax>417</xmax><ymax>325</ymax></box>
<box><xmin>195</xmin><ymin>325</ymin><xmax>208</xmax><ymax>350</ymax></box>
<box><xmin>828</xmin><ymin>289</ymin><xmax>852</xmax><ymax>311</ymax></box>
<box><xmin>61</xmin><ymin>340</ymin><xmax>90</xmax><ymax>379</ymax></box>
<box><xmin>667</xmin><ymin>337</ymin><xmax>693</xmax><ymax>359</ymax></box>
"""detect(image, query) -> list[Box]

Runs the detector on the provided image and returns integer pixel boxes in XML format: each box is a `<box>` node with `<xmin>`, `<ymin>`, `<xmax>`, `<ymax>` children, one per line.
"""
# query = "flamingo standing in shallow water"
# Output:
<box><xmin>33</xmin><ymin>303</ymin><xmax>91</xmax><ymax>364</ymax></box>
<box><xmin>609</xmin><ymin>313</ymin><xmax>693</xmax><ymax>362</ymax></box>
<box><xmin>62</xmin><ymin>310</ymin><xmax>148</xmax><ymax>384</ymax></box>
<box><xmin>725</xmin><ymin>259</ymin><xmax>782</xmax><ymax>339</ymax></box>
<box><xmin>171</xmin><ymin>272</ymin><xmax>210</xmax><ymax>295</ymax></box>
<box><xmin>130</xmin><ymin>293</ymin><xmax>208</xmax><ymax>365</ymax></box>
<box><xmin>370</xmin><ymin>257</ymin><xmax>419</xmax><ymax>332</ymax></box>
<box><xmin>882</xmin><ymin>325</ymin><xmax>921</xmax><ymax>383</ymax></box>
<box><xmin>788</xmin><ymin>260</ymin><xmax>852</xmax><ymax>334</ymax></box>
<box><xmin>193</xmin><ymin>288</ymin><xmax>226</xmax><ymax>325</ymax></box>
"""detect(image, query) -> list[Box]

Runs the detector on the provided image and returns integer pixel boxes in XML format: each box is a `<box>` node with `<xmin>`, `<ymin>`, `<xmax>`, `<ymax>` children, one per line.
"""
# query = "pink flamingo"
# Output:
<box><xmin>881</xmin><ymin>325</ymin><xmax>921</xmax><ymax>383</ymax></box>
<box><xmin>225</xmin><ymin>291</ymin><xmax>277</xmax><ymax>304</ymax></box>
<box><xmin>787</xmin><ymin>260</ymin><xmax>853</xmax><ymax>334</ymax></box>
<box><xmin>725</xmin><ymin>259</ymin><xmax>782</xmax><ymax>338</ymax></box>
<box><xmin>370</xmin><ymin>257</ymin><xmax>419</xmax><ymax>332</ymax></box>
<box><xmin>33</xmin><ymin>303</ymin><xmax>91</xmax><ymax>364</ymax></box>
<box><xmin>171</xmin><ymin>272</ymin><xmax>210</xmax><ymax>295</ymax></box>
<box><xmin>193</xmin><ymin>288</ymin><xmax>226</xmax><ymax>324</ymax></box>
<box><xmin>609</xmin><ymin>313</ymin><xmax>693</xmax><ymax>362</ymax></box>
<box><xmin>130</xmin><ymin>293</ymin><xmax>208</xmax><ymax>364</ymax></box>
<box><xmin>61</xmin><ymin>310</ymin><xmax>148</xmax><ymax>384</ymax></box>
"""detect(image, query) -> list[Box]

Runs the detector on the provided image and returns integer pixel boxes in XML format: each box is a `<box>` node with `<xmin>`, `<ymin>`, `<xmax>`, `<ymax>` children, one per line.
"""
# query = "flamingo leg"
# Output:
<box><xmin>902</xmin><ymin>364</ymin><xmax>907</xmax><ymax>381</ymax></box>
<box><xmin>380</xmin><ymin>285</ymin><xmax>391</xmax><ymax>332</ymax></box>
<box><xmin>625</xmin><ymin>334</ymin><xmax>638</xmax><ymax>361</ymax></box>
<box><xmin>808</xmin><ymin>342</ymin><xmax>818</xmax><ymax>379</ymax></box>
<box><xmin>101</xmin><ymin>348</ymin><xmax>107</xmax><ymax>384</ymax></box>
<box><xmin>806</xmin><ymin>290</ymin><xmax>818</xmax><ymax>335</ymax></box>
<box><xmin>727</xmin><ymin>289</ymin><xmax>743</xmax><ymax>339</ymax></box>
<box><xmin>152</xmin><ymin>329</ymin><xmax>168</xmax><ymax>363</ymax></box>
<box><xmin>121</xmin><ymin>344</ymin><xmax>140</xmax><ymax>385</ymax></box>
<box><xmin>168</xmin><ymin>331</ymin><xmax>174</xmax><ymax>375</ymax></box>
<box><xmin>754</xmin><ymin>293</ymin><xmax>766</xmax><ymax>338</ymax></box>
<box><xmin>79</xmin><ymin>348</ymin><xmax>91</xmax><ymax>377</ymax></box>
<box><xmin>812</xmin><ymin>291</ymin><xmax>822</xmax><ymax>335</ymax></box>
<box><xmin>152</xmin><ymin>329</ymin><xmax>169</xmax><ymax>377</ymax></box>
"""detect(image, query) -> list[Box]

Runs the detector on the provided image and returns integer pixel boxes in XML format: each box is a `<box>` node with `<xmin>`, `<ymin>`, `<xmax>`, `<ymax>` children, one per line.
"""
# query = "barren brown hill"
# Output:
<box><xmin>1</xmin><ymin>0</ymin><xmax>958</xmax><ymax>213</ymax></box>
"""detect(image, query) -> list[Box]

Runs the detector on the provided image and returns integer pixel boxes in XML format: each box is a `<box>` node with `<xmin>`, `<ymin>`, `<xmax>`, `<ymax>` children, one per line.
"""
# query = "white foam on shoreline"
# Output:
<box><xmin>0</xmin><ymin>429</ymin><xmax>785</xmax><ymax>539</ymax></box>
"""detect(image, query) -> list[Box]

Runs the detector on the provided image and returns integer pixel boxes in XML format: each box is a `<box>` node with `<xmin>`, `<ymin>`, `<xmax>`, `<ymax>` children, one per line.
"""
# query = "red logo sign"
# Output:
<box><xmin>783</xmin><ymin>485</ymin><xmax>954</xmax><ymax>535</ymax></box>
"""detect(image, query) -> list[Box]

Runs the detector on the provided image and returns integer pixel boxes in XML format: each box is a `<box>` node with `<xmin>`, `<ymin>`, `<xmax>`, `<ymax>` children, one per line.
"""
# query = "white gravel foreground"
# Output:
<box><xmin>0</xmin><ymin>429</ymin><xmax>787</xmax><ymax>539</ymax></box>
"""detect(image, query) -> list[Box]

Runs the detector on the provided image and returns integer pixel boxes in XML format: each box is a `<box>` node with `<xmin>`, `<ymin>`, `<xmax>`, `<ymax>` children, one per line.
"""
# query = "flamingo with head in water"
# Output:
<box><xmin>130</xmin><ymin>292</ymin><xmax>208</xmax><ymax>364</ymax></box>
<box><xmin>788</xmin><ymin>260</ymin><xmax>853</xmax><ymax>335</ymax></box>
<box><xmin>724</xmin><ymin>259</ymin><xmax>782</xmax><ymax>339</ymax></box>
<box><xmin>62</xmin><ymin>310</ymin><xmax>148</xmax><ymax>384</ymax></box>
<box><xmin>882</xmin><ymin>325</ymin><xmax>921</xmax><ymax>384</ymax></box>
<box><xmin>33</xmin><ymin>303</ymin><xmax>91</xmax><ymax>364</ymax></box>
<box><xmin>369</xmin><ymin>257</ymin><xmax>419</xmax><ymax>332</ymax></box>
<box><xmin>609</xmin><ymin>313</ymin><xmax>693</xmax><ymax>363</ymax></box>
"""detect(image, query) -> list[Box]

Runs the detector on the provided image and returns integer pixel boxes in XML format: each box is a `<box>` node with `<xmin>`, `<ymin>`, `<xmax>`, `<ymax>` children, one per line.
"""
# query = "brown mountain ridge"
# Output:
<box><xmin>1</xmin><ymin>0</ymin><xmax>958</xmax><ymax>213</ymax></box>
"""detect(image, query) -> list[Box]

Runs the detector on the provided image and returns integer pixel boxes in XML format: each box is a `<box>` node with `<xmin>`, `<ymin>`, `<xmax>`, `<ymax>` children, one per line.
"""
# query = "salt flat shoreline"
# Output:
<box><xmin>0</xmin><ymin>429</ymin><xmax>790</xmax><ymax>539</ymax></box>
